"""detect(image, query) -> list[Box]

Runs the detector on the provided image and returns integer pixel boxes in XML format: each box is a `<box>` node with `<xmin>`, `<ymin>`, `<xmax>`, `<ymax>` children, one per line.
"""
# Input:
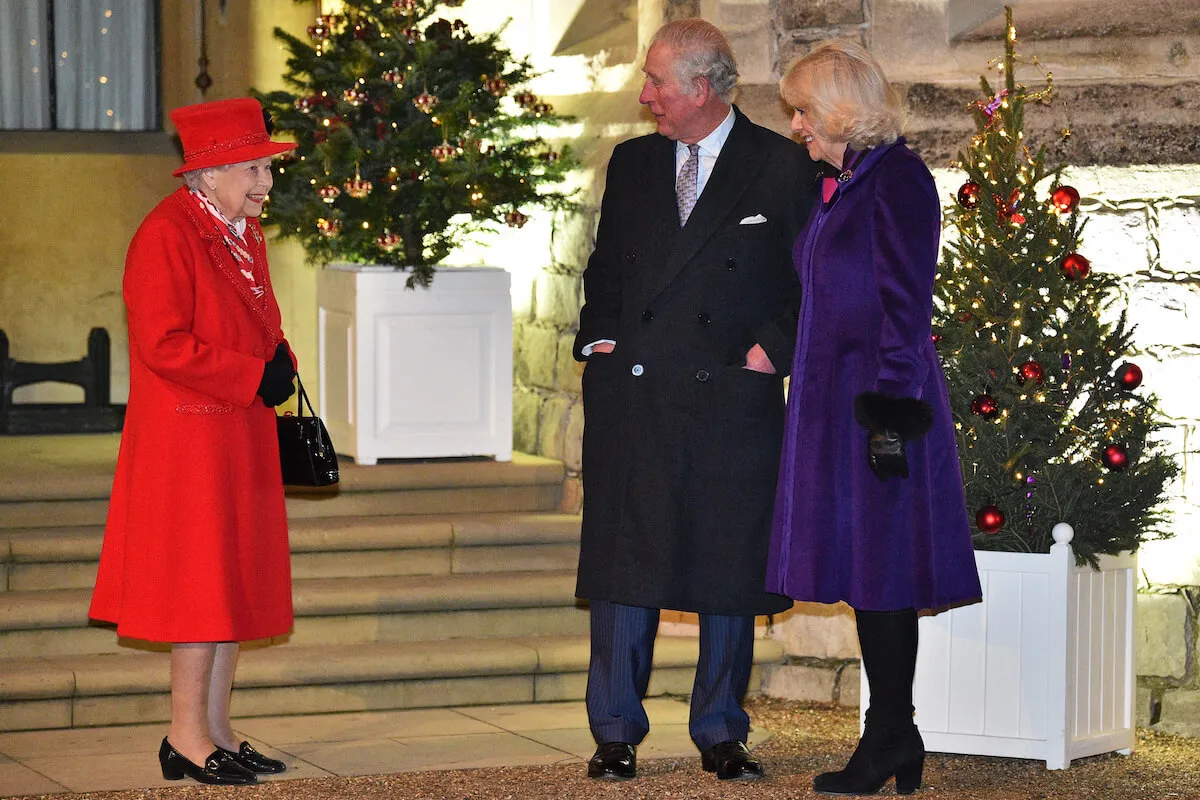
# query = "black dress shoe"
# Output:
<box><xmin>159</xmin><ymin>738</ymin><xmax>257</xmax><ymax>785</ymax></box>
<box><xmin>218</xmin><ymin>741</ymin><xmax>287</xmax><ymax>774</ymax></box>
<box><xmin>587</xmin><ymin>742</ymin><xmax>637</xmax><ymax>780</ymax></box>
<box><xmin>701</xmin><ymin>740</ymin><xmax>765</xmax><ymax>781</ymax></box>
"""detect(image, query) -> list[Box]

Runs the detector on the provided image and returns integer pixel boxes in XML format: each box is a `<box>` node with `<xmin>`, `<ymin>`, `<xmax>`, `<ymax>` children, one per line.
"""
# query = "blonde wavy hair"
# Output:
<box><xmin>779</xmin><ymin>39</ymin><xmax>904</xmax><ymax>150</ymax></box>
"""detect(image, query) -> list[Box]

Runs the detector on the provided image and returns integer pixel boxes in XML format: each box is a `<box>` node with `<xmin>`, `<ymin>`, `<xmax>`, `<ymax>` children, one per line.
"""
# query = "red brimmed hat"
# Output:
<box><xmin>170</xmin><ymin>97</ymin><xmax>296</xmax><ymax>177</ymax></box>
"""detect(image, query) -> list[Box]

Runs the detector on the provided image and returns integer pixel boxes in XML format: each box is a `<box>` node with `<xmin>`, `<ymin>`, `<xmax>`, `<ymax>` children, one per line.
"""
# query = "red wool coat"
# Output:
<box><xmin>89</xmin><ymin>187</ymin><xmax>294</xmax><ymax>643</ymax></box>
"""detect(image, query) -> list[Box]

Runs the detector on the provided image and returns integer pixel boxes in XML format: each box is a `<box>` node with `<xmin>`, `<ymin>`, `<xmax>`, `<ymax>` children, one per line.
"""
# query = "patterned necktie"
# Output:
<box><xmin>676</xmin><ymin>143</ymin><xmax>700</xmax><ymax>226</ymax></box>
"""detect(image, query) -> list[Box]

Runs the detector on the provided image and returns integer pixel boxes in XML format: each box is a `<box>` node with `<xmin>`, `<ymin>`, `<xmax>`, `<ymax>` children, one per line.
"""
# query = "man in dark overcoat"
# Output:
<box><xmin>573</xmin><ymin>18</ymin><xmax>818</xmax><ymax>782</ymax></box>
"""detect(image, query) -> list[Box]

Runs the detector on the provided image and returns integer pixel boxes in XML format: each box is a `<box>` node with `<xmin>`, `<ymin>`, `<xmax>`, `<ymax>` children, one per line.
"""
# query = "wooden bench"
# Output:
<box><xmin>0</xmin><ymin>328</ymin><xmax>125</xmax><ymax>434</ymax></box>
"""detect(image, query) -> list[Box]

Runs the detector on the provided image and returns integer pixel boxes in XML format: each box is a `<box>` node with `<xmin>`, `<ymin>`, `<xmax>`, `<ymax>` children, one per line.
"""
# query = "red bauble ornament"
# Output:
<box><xmin>1016</xmin><ymin>360</ymin><xmax>1045</xmax><ymax>385</ymax></box>
<box><xmin>1101</xmin><ymin>444</ymin><xmax>1130</xmax><ymax>472</ymax></box>
<box><xmin>1061</xmin><ymin>253</ymin><xmax>1091</xmax><ymax>280</ymax></box>
<box><xmin>412</xmin><ymin>91</ymin><xmax>438</xmax><ymax>113</ymax></box>
<box><xmin>970</xmin><ymin>393</ymin><xmax>999</xmax><ymax>419</ymax></box>
<box><xmin>1051</xmin><ymin>185</ymin><xmax>1080</xmax><ymax>213</ymax></box>
<box><xmin>995</xmin><ymin>188</ymin><xmax>1025</xmax><ymax>225</ymax></box>
<box><xmin>431</xmin><ymin>142</ymin><xmax>457</xmax><ymax>162</ymax></box>
<box><xmin>316</xmin><ymin>217</ymin><xmax>341</xmax><ymax>238</ymax></box>
<box><xmin>976</xmin><ymin>505</ymin><xmax>1005</xmax><ymax>534</ymax></box>
<box><xmin>484</xmin><ymin>75</ymin><xmax>509</xmax><ymax>97</ymax></box>
<box><xmin>344</xmin><ymin>175</ymin><xmax>373</xmax><ymax>199</ymax></box>
<box><xmin>957</xmin><ymin>182</ymin><xmax>981</xmax><ymax>209</ymax></box>
<box><xmin>1116</xmin><ymin>362</ymin><xmax>1143</xmax><ymax>389</ymax></box>
<box><xmin>376</xmin><ymin>230</ymin><xmax>402</xmax><ymax>252</ymax></box>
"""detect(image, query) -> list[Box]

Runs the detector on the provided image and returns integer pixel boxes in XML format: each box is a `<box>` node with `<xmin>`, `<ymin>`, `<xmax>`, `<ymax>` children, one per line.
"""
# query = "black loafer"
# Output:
<box><xmin>701</xmin><ymin>740</ymin><xmax>764</xmax><ymax>781</ymax></box>
<box><xmin>219</xmin><ymin>741</ymin><xmax>287</xmax><ymax>774</ymax></box>
<box><xmin>587</xmin><ymin>742</ymin><xmax>637</xmax><ymax>780</ymax></box>
<box><xmin>159</xmin><ymin>738</ymin><xmax>257</xmax><ymax>785</ymax></box>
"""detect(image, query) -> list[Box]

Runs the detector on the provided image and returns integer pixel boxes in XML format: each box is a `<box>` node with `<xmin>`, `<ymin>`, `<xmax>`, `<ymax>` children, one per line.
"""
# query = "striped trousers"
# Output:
<box><xmin>585</xmin><ymin>599</ymin><xmax>755</xmax><ymax>751</ymax></box>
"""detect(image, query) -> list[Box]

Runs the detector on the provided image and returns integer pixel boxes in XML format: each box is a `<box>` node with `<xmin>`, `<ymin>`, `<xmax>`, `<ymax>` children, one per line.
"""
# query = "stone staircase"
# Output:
<box><xmin>0</xmin><ymin>435</ymin><xmax>783</xmax><ymax>732</ymax></box>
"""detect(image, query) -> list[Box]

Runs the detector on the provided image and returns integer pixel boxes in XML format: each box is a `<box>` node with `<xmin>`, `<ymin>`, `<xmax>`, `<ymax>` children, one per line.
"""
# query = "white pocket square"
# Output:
<box><xmin>739</xmin><ymin>214</ymin><xmax>767</xmax><ymax>225</ymax></box>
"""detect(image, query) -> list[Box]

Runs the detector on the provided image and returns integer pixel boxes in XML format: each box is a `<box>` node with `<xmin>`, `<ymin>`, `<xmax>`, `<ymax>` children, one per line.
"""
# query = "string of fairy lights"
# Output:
<box><xmin>258</xmin><ymin>0</ymin><xmax>574</xmax><ymax>286</ymax></box>
<box><xmin>933</xmin><ymin>8</ymin><xmax>1167</xmax><ymax>557</ymax></box>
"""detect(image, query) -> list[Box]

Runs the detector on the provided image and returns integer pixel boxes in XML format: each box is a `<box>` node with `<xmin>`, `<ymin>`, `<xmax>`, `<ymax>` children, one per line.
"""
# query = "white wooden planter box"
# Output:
<box><xmin>863</xmin><ymin>524</ymin><xmax>1136</xmax><ymax>769</ymax></box>
<box><xmin>316</xmin><ymin>264</ymin><xmax>513</xmax><ymax>464</ymax></box>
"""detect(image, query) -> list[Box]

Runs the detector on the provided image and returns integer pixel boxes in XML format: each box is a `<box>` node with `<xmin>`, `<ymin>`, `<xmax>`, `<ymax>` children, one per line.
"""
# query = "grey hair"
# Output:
<box><xmin>180</xmin><ymin>165</ymin><xmax>229</xmax><ymax>190</ymax></box>
<box><xmin>651</xmin><ymin>18</ymin><xmax>739</xmax><ymax>104</ymax></box>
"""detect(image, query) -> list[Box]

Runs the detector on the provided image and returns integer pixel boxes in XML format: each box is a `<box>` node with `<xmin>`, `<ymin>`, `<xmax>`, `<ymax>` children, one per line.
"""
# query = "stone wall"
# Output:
<box><xmin>510</xmin><ymin>0</ymin><xmax>1200</xmax><ymax>716</ymax></box>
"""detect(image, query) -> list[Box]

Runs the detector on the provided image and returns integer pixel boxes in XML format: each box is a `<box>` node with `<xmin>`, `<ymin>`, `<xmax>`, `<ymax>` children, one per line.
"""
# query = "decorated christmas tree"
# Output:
<box><xmin>932</xmin><ymin>7</ymin><xmax>1177</xmax><ymax>566</ymax></box>
<box><xmin>255</xmin><ymin>0</ymin><xmax>576</xmax><ymax>287</ymax></box>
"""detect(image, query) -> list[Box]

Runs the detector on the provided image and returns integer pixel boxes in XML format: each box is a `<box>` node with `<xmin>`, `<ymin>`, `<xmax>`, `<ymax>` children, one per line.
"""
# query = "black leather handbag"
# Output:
<box><xmin>276</xmin><ymin>374</ymin><xmax>339</xmax><ymax>487</ymax></box>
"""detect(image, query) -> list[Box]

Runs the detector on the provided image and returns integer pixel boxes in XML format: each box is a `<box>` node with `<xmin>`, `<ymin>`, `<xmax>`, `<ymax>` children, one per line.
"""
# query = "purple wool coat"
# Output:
<box><xmin>766</xmin><ymin>139</ymin><xmax>982</xmax><ymax>613</ymax></box>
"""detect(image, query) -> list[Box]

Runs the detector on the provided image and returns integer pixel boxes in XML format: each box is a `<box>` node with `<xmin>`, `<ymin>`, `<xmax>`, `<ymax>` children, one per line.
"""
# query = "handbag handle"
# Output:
<box><xmin>291</xmin><ymin>372</ymin><xmax>317</xmax><ymax>419</ymax></box>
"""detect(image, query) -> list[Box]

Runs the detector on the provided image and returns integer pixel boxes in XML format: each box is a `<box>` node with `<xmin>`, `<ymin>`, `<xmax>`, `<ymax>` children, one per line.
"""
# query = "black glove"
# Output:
<box><xmin>854</xmin><ymin>392</ymin><xmax>933</xmax><ymax>482</ymax></box>
<box><xmin>866</xmin><ymin>429</ymin><xmax>908</xmax><ymax>479</ymax></box>
<box><xmin>257</xmin><ymin>343</ymin><xmax>296</xmax><ymax>407</ymax></box>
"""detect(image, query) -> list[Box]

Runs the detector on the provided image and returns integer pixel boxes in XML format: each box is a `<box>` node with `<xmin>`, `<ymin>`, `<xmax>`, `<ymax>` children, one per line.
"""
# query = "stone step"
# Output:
<box><xmin>1</xmin><ymin>512</ymin><xmax>582</xmax><ymax>591</ymax></box>
<box><xmin>0</xmin><ymin>635</ymin><xmax>786</xmax><ymax>732</ymax></box>
<box><xmin>0</xmin><ymin>570</ymin><xmax>587</xmax><ymax>656</ymax></box>
<box><xmin>0</xmin><ymin>452</ymin><xmax>566</xmax><ymax>529</ymax></box>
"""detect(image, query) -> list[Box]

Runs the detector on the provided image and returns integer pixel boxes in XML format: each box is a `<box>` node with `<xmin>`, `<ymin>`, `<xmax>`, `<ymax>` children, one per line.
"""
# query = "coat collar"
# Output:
<box><xmin>643</xmin><ymin>105</ymin><xmax>765</xmax><ymax>304</ymax></box>
<box><xmin>821</xmin><ymin>137</ymin><xmax>906</xmax><ymax>207</ymax></box>
<box><xmin>167</xmin><ymin>187</ymin><xmax>279</xmax><ymax>343</ymax></box>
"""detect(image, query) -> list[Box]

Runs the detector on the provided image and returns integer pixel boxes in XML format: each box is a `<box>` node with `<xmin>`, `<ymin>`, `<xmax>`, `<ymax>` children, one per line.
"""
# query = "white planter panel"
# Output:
<box><xmin>317</xmin><ymin>264</ymin><xmax>513</xmax><ymax>464</ymax></box>
<box><xmin>862</xmin><ymin>526</ymin><xmax>1136</xmax><ymax>769</ymax></box>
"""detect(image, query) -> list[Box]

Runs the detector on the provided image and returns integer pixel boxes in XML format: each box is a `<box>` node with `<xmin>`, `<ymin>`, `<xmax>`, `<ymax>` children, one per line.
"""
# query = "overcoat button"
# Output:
<box><xmin>632</xmin><ymin>364</ymin><xmax>644</xmax><ymax>376</ymax></box>
<box><xmin>642</xmin><ymin>309</ymin><xmax>654</xmax><ymax>322</ymax></box>
<box><xmin>626</xmin><ymin>252</ymin><xmax>638</xmax><ymax>263</ymax></box>
<box><xmin>725</xmin><ymin>257</ymin><xmax>736</xmax><ymax>270</ymax></box>
<box><xmin>697</xmin><ymin>312</ymin><xmax>710</xmax><ymax>325</ymax></box>
<box><xmin>696</xmin><ymin>369</ymin><xmax>710</xmax><ymax>382</ymax></box>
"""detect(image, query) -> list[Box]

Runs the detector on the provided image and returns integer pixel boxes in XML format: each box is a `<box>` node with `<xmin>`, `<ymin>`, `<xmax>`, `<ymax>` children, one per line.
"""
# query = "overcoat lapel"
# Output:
<box><xmin>170</xmin><ymin>189</ymin><xmax>279</xmax><ymax>344</ymax></box>
<box><xmin>643</xmin><ymin>108</ymin><xmax>765</xmax><ymax>304</ymax></box>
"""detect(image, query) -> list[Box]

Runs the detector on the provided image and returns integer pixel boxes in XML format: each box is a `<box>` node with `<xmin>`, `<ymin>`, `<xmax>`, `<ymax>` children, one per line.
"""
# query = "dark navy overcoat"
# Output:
<box><xmin>766</xmin><ymin>139</ymin><xmax>982</xmax><ymax>613</ymax></box>
<box><xmin>574</xmin><ymin>108</ymin><xmax>816</xmax><ymax>616</ymax></box>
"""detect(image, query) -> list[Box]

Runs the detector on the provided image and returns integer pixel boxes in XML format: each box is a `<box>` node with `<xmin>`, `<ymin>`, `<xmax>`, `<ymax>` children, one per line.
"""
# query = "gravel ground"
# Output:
<box><xmin>22</xmin><ymin>698</ymin><xmax>1200</xmax><ymax>800</ymax></box>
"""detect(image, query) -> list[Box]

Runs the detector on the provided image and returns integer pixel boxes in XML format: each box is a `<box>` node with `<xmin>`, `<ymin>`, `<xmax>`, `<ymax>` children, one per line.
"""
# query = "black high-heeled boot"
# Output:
<box><xmin>813</xmin><ymin>713</ymin><xmax>925</xmax><ymax>795</ymax></box>
<box><xmin>159</xmin><ymin>737</ymin><xmax>257</xmax><ymax>785</ymax></box>
<box><xmin>813</xmin><ymin>608</ymin><xmax>924</xmax><ymax>796</ymax></box>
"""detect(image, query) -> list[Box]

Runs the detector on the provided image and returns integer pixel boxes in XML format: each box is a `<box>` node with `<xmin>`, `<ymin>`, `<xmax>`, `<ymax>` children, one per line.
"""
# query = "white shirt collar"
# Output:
<box><xmin>677</xmin><ymin>106</ymin><xmax>736</xmax><ymax>160</ymax></box>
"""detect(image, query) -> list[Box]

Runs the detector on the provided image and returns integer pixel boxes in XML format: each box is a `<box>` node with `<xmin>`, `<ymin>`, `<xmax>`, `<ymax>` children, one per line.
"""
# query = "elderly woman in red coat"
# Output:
<box><xmin>90</xmin><ymin>98</ymin><xmax>298</xmax><ymax>786</ymax></box>
<box><xmin>766</xmin><ymin>42</ymin><xmax>982</xmax><ymax>796</ymax></box>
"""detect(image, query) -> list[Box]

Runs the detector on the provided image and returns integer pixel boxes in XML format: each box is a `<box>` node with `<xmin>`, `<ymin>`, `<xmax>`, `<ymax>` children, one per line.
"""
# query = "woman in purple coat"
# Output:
<box><xmin>766</xmin><ymin>40</ymin><xmax>981</xmax><ymax>795</ymax></box>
